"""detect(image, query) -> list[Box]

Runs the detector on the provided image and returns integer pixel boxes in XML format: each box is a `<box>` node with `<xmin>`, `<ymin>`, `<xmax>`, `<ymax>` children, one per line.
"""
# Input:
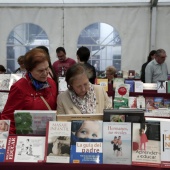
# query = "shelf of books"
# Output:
<box><xmin>1</xmin><ymin>78</ymin><xmax>170</xmax><ymax>169</ymax></box>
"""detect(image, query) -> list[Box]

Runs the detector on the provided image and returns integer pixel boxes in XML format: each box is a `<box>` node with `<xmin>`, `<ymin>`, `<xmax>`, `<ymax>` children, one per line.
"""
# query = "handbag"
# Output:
<box><xmin>40</xmin><ymin>96</ymin><xmax>52</xmax><ymax>110</ymax></box>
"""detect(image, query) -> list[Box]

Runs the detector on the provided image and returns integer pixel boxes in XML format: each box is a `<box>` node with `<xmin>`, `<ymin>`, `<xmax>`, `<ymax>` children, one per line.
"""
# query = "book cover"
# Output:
<box><xmin>113</xmin><ymin>78</ymin><xmax>124</xmax><ymax>89</ymax></box>
<box><xmin>45</xmin><ymin>121</ymin><xmax>71</xmax><ymax>163</ymax></box>
<box><xmin>163</xmin><ymin>98</ymin><xmax>170</xmax><ymax>109</ymax></box>
<box><xmin>132</xmin><ymin>119</ymin><xmax>161</xmax><ymax>167</ymax></box>
<box><xmin>124</xmin><ymin>79</ymin><xmax>134</xmax><ymax>92</ymax></box>
<box><xmin>0</xmin><ymin>120</ymin><xmax>10</xmax><ymax>162</ymax></box>
<box><xmin>96</xmin><ymin>78</ymin><xmax>108</xmax><ymax>92</ymax></box>
<box><xmin>8</xmin><ymin>74</ymin><xmax>22</xmax><ymax>90</ymax></box>
<box><xmin>134</xmin><ymin>81</ymin><xmax>143</xmax><ymax>93</ymax></box>
<box><xmin>114</xmin><ymin>84</ymin><xmax>130</xmax><ymax>109</ymax></box>
<box><xmin>58</xmin><ymin>77</ymin><xmax>67</xmax><ymax>93</ymax></box>
<box><xmin>14</xmin><ymin>110</ymin><xmax>56</xmax><ymax>135</ymax></box>
<box><xmin>160</xmin><ymin>120</ymin><xmax>170</xmax><ymax>168</ymax></box>
<box><xmin>157</xmin><ymin>81</ymin><xmax>166</xmax><ymax>93</ymax></box>
<box><xmin>128</xmin><ymin>96</ymin><xmax>137</xmax><ymax>108</ymax></box>
<box><xmin>145</xmin><ymin>97</ymin><xmax>155</xmax><ymax>112</ymax></box>
<box><xmin>70</xmin><ymin>120</ymin><xmax>103</xmax><ymax>164</ymax></box>
<box><xmin>154</xmin><ymin>97</ymin><xmax>164</xmax><ymax>109</ymax></box>
<box><xmin>136</xmin><ymin>96</ymin><xmax>145</xmax><ymax>109</ymax></box>
<box><xmin>167</xmin><ymin>81</ymin><xmax>170</xmax><ymax>93</ymax></box>
<box><xmin>128</xmin><ymin>70</ymin><xmax>135</xmax><ymax>79</ymax></box>
<box><xmin>5</xmin><ymin>136</ymin><xmax>45</xmax><ymax>162</ymax></box>
<box><xmin>0</xmin><ymin>74</ymin><xmax>11</xmax><ymax>91</ymax></box>
<box><xmin>0</xmin><ymin>92</ymin><xmax>9</xmax><ymax>112</ymax></box>
<box><xmin>116</xmin><ymin>70</ymin><xmax>123</xmax><ymax>78</ymax></box>
<box><xmin>103</xmin><ymin>122</ymin><xmax>131</xmax><ymax>165</ymax></box>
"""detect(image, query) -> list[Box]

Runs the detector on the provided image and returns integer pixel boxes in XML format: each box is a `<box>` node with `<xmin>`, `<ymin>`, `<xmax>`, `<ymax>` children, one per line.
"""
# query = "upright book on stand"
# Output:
<box><xmin>5</xmin><ymin>136</ymin><xmax>45</xmax><ymax>162</ymax></box>
<box><xmin>0</xmin><ymin>120</ymin><xmax>10</xmax><ymax>162</ymax></box>
<box><xmin>45</xmin><ymin>121</ymin><xmax>71</xmax><ymax>163</ymax></box>
<box><xmin>70</xmin><ymin>120</ymin><xmax>103</xmax><ymax>164</ymax></box>
<box><xmin>103</xmin><ymin>122</ymin><xmax>131</xmax><ymax>165</ymax></box>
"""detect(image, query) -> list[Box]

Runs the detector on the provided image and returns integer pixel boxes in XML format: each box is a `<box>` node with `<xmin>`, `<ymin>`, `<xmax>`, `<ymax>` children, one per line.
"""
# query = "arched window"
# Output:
<box><xmin>77</xmin><ymin>22</ymin><xmax>121</xmax><ymax>76</ymax></box>
<box><xmin>6</xmin><ymin>23</ymin><xmax>49</xmax><ymax>73</ymax></box>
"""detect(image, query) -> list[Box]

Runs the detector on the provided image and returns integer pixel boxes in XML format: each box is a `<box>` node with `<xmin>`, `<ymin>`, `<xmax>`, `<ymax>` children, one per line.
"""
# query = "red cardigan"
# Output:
<box><xmin>1</xmin><ymin>74</ymin><xmax>57</xmax><ymax>134</ymax></box>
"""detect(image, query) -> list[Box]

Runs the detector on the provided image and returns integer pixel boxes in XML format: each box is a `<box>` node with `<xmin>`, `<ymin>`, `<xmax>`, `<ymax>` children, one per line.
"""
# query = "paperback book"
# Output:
<box><xmin>45</xmin><ymin>121</ymin><xmax>71</xmax><ymax>163</ymax></box>
<box><xmin>132</xmin><ymin>119</ymin><xmax>161</xmax><ymax>167</ymax></box>
<box><xmin>70</xmin><ymin>120</ymin><xmax>103</xmax><ymax>164</ymax></box>
<box><xmin>14</xmin><ymin>110</ymin><xmax>56</xmax><ymax>135</ymax></box>
<box><xmin>95</xmin><ymin>78</ymin><xmax>108</xmax><ymax>92</ymax></box>
<box><xmin>5</xmin><ymin>136</ymin><xmax>45</xmax><ymax>162</ymax></box>
<box><xmin>103</xmin><ymin>122</ymin><xmax>131</xmax><ymax>165</ymax></box>
<box><xmin>58</xmin><ymin>77</ymin><xmax>67</xmax><ymax>93</ymax></box>
<box><xmin>0</xmin><ymin>120</ymin><xmax>10</xmax><ymax>162</ymax></box>
<box><xmin>0</xmin><ymin>92</ymin><xmax>9</xmax><ymax>112</ymax></box>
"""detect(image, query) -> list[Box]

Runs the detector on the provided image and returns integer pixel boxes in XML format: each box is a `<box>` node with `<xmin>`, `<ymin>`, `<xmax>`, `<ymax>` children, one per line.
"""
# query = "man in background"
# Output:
<box><xmin>145</xmin><ymin>49</ymin><xmax>168</xmax><ymax>83</ymax></box>
<box><xmin>53</xmin><ymin>47</ymin><xmax>76</xmax><ymax>77</ymax></box>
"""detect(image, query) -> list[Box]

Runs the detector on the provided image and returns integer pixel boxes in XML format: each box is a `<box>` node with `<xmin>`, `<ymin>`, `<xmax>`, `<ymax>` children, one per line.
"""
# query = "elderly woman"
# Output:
<box><xmin>57</xmin><ymin>63</ymin><xmax>112</xmax><ymax>114</ymax></box>
<box><xmin>1</xmin><ymin>48</ymin><xmax>57</xmax><ymax>134</ymax></box>
<box><xmin>105</xmin><ymin>66</ymin><xmax>117</xmax><ymax>84</ymax></box>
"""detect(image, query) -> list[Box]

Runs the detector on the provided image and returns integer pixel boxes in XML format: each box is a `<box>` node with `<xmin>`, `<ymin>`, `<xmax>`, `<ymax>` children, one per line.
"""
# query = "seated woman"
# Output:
<box><xmin>0</xmin><ymin>48</ymin><xmax>57</xmax><ymax>134</ymax></box>
<box><xmin>57</xmin><ymin>63</ymin><xmax>112</xmax><ymax>114</ymax></box>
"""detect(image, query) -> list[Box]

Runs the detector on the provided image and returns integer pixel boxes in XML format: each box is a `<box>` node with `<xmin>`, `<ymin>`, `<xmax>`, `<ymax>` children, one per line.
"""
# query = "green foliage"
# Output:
<box><xmin>15</xmin><ymin>112</ymin><xmax>33</xmax><ymax>134</ymax></box>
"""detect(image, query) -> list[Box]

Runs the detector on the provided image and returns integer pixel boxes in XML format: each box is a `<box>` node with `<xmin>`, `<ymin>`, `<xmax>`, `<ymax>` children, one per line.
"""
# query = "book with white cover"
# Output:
<box><xmin>0</xmin><ymin>120</ymin><xmax>10</xmax><ymax>162</ymax></box>
<box><xmin>134</xmin><ymin>81</ymin><xmax>143</xmax><ymax>93</ymax></box>
<box><xmin>0</xmin><ymin>74</ymin><xmax>11</xmax><ymax>91</ymax></box>
<box><xmin>5</xmin><ymin>136</ymin><xmax>45</xmax><ymax>162</ymax></box>
<box><xmin>0</xmin><ymin>92</ymin><xmax>9</xmax><ymax>112</ymax></box>
<box><xmin>14</xmin><ymin>110</ymin><xmax>56</xmax><ymax>135</ymax></box>
<box><xmin>157</xmin><ymin>81</ymin><xmax>166</xmax><ymax>93</ymax></box>
<box><xmin>103</xmin><ymin>122</ymin><xmax>131</xmax><ymax>165</ymax></box>
<box><xmin>58</xmin><ymin>77</ymin><xmax>67</xmax><ymax>93</ymax></box>
<box><xmin>160</xmin><ymin>120</ymin><xmax>170</xmax><ymax>168</ymax></box>
<box><xmin>8</xmin><ymin>73</ymin><xmax>22</xmax><ymax>90</ymax></box>
<box><xmin>45</xmin><ymin>121</ymin><xmax>71</xmax><ymax>163</ymax></box>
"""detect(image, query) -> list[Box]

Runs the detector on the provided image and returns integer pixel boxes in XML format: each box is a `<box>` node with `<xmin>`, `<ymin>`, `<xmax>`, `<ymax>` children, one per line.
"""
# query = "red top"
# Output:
<box><xmin>0</xmin><ymin>74</ymin><xmax>57</xmax><ymax>134</ymax></box>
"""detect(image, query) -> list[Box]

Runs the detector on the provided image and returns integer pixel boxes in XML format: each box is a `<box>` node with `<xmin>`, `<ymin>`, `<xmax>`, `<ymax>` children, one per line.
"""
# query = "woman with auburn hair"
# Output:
<box><xmin>1</xmin><ymin>48</ymin><xmax>57</xmax><ymax>134</ymax></box>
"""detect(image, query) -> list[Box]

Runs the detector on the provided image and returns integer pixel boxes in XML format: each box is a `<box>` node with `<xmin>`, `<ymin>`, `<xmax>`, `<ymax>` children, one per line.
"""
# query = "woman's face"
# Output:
<box><xmin>106</xmin><ymin>71</ymin><xmax>114</xmax><ymax>81</ymax></box>
<box><xmin>76</xmin><ymin>121</ymin><xmax>101</xmax><ymax>139</ymax></box>
<box><xmin>30</xmin><ymin>61</ymin><xmax>49</xmax><ymax>82</ymax></box>
<box><xmin>71</xmin><ymin>73</ymin><xmax>90</xmax><ymax>98</ymax></box>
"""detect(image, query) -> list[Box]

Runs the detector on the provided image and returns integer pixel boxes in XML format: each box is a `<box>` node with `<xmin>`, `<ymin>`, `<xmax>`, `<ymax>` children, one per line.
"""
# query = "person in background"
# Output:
<box><xmin>14</xmin><ymin>55</ymin><xmax>27</xmax><ymax>75</ymax></box>
<box><xmin>57</xmin><ymin>63</ymin><xmax>112</xmax><ymax>114</ymax></box>
<box><xmin>53</xmin><ymin>47</ymin><xmax>76</xmax><ymax>78</ymax></box>
<box><xmin>105</xmin><ymin>66</ymin><xmax>117</xmax><ymax>84</ymax></box>
<box><xmin>0</xmin><ymin>48</ymin><xmax>57</xmax><ymax>134</ymax></box>
<box><xmin>140</xmin><ymin>50</ymin><xmax>156</xmax><ymax>83</ymax></box>
<box><xmin>36</xmin><ymin>45</ymin><xmax>58</xmax><ymax>85</ymax></box>
<box><xmin>145</xmin><ymin>49</ymin><xmax>168</xmax><ymax>83</ymax></box>
<box><xmin>77</xmin><ymin>46</ymin><xmax>96</xmax><ymax>84</ymax></box>
<box><xmin>0</xmin><ymin>65</ymin><xmax>6</xmax><ymax>74</ymax></box>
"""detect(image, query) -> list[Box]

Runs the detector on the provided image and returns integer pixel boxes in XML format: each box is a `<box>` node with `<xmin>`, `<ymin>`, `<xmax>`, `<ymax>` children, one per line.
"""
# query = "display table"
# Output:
<box><xmin>0</xmin><ymin>163</ymin><xmax>165</xmax><ymax>170</ymax></box>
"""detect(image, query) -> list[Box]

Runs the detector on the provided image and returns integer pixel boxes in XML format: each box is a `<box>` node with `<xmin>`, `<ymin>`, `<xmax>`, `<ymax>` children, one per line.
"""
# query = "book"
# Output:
<box><xmin>95</xmin><ymin>78</ymin><xmax>108</xmax><ymax>92</ymax></box>
<box><xmin>5</xmin><ymin>136</ymin><xmax>45</xmax><ymax>162</ymax></box>
<box><xmin>154</xmin><ymin>97</ymin><xmax>164</xmax><ymax>109</ymax></box>
<box><xmin>113</xmin><ymin>84</ymin><xmax>130</xmax><ymax>109</ymax></box>
<box><xmin>70</xmin><ymin>120</ymin><xmax>103</xmax><ymax>164</ymax></box>
<box><xmin>103</xmin><ymin>122</ymin><xmax>131</xmax><ymax>165</ymax></box>
<box><xmin>157</xmin><ymin>81</ymin><xmax>166</xmax><ymax>93</ymax></box>
<box><xmin>145</xmin><ymin>97</ymin><xmax>155</xmax><ymax>112</ymax></box>
<box><xmin>113</xmin><ymin>78</ymin><xmax>124</xmax><ymax>89</ymax></box>
<box><xmin>0</xmin><ymin>120</ymin><xmax>10</xmax><ymax>162</ymax></box>
<box><xmin>164</xmin><ymin>98</ymin><xmax>170</xmax><ymax>109</ymax></box>
<box><xmin>128</xmin><ymin>70</ymin><xmax>135</xmax><ymax>79</ymax></box>
<box><xmin>103</xmin><ymin>109</ymin><xmax>145</xmax><ymax>123</ymax></box>
<box><xmin>128</xmin><ymin>96</ymin><xmax>137</xmax><ymax>108</ymax></box>
<box><xmin>124</xmin><ymin>79</ymin><xmax>134</xmax><ymax>92</ymax></box>
<box><xmin>45</xmin><ymin>121</ymin><xmax>71</xmax><ymax>163</ymax></box>
<box><xmin>167</xmin><ymin>81</ymin><xmax>170</xmax><ymax>93</ymax></box>
<box><xmin>8</xmin><ymin>73</ymin><xmax>22</xmax><ymax>90</ymax></box>
<box><xmin>132</xmin><ymin>118</ymin><xmax>161</xmax><ymax>167</ymax></box>
<box><xmin>0</xmin><ymin>92</ymin><xmax>9</xmax><ymax>112</ymax></box>
<box><xmin>14</xmin><ymin>110</ymin><xmax>56</xmax><ymax>135</ymax></box>
<box><xmin>0</xmin><ymin>74</ymin><xmax>11</xmax><ymax>91</ymax></box>
<box><xmin>136</xmin><ymin>96</ymin><xmax>145</xmax><ymax>109</ymax></box>
<box><xmin>56</xmin><ymin>114</ymin><xmax>103</xmax><ymax>122</ymax></box>
<box><xmin>116</xmin><ymin>70</ymin><xmax>123</xmax><ymax>78</ymax></box>
<box><xmin>134</xmin><ymin>81</ymin><xmax>143</xmax><ymax>93</ymax></box>
<box><xmin>58</xmin><ymin>77</ymin><xmax>67</xmax><ymax>93</ymax></box>
<box><xmin>160</xmin><ymin>120</ymin><xmax>170</xmax><ymax>168</ymax></box>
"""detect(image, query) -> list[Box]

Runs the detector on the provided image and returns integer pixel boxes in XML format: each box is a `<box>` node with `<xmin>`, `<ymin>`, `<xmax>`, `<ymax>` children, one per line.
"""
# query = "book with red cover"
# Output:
<box><xmin>5</xmin><ymin>136</ymin><xmax>45</xmax><ymax>162</ymax></box>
